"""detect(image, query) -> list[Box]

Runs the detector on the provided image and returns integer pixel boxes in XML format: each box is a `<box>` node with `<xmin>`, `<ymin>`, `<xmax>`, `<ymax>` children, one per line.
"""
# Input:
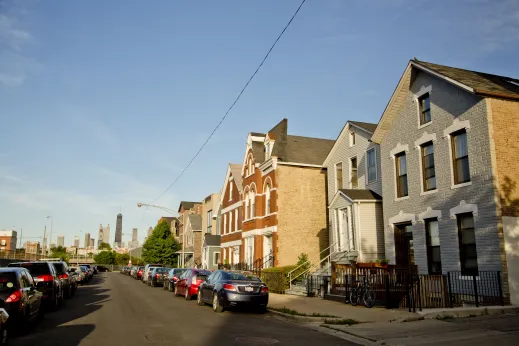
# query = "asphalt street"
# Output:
<box><xmin>10</xmin><ymin>272</ymin><xmax>356</xmax><ymax>346</ymax></box>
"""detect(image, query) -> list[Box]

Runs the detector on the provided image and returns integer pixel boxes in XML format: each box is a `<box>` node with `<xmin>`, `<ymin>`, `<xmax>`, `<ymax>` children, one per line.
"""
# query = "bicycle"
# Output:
<box><xmin>349</xmin><ymin>275</ymin><xmax>376</xmax><ymax>308</ymax></box>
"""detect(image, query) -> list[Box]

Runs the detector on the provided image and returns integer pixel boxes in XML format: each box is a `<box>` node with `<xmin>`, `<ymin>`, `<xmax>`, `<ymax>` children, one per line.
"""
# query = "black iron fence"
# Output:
<box><xmin>447</xmin><ymin>271</ymin><xmax>504</xmax><ymax>308</ymax></box>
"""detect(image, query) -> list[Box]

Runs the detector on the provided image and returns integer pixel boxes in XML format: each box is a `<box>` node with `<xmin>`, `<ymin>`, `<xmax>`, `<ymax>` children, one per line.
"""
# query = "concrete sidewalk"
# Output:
<box><xmin>323</xmin><ymin>312</ymin><xmax>519</xmax><ymax>345</ymax></box>
<box><xmin>268</xmin><ymin>293</ymin><xmax>417</xmax><ymax>323</ymax></box>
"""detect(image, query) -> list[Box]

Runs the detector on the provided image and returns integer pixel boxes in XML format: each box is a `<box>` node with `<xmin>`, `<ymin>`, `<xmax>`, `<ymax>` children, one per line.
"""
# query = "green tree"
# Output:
<box><xmin>142</xmin><ymin>220</ymin><xmax>181</xmax><ymax>265</ymax></box>
<box><xmin>50</xmin><ymin>246</ymin><xmax>70</xmax><ymax>263</ymax></box>
<box><xmin>94</xmin><ymin>250</ymin><xmax>116</xmax><ymax>264</ymax></box>
<box><xmin>99</xmin><ymin>242</ymin><xmax>112</xmax><ymax>251</ymax></box>
<box><xmin>115</xmin><ymin>253</ymin><xmax>130</xmax><ymax>265</ymax></box>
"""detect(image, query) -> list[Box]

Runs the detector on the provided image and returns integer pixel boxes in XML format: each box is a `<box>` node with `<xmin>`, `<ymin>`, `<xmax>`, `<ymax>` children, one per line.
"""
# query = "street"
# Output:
<box><xmin>10</xmin><ymin>272</ymin><xmax>355</xmax><ymax>346</ymax></box>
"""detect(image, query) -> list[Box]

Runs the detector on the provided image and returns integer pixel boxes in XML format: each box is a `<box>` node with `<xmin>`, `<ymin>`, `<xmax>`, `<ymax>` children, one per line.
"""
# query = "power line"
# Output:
<box><xmin>149</xmin><ymin>0</ymin><xmax>307</xmax><ymax>204</ymax></box>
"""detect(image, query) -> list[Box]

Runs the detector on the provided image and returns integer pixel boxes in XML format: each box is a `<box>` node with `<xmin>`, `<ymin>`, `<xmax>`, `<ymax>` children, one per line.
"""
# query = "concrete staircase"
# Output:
<box><xmin>285</xmin><ymin>281</ymin><xmax>307</xmax><ymax>296</ymax></box>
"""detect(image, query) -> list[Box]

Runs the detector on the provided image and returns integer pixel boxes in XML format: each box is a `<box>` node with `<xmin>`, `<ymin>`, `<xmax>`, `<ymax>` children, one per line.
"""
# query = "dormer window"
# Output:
<box><xmin>349</xmin><ymin>131</ymin><xmax>356</xmax><ymax>147</ymax></box>
<box><xmin>265</xmin><ymin>142</ymin><xmax>271</xmax><ymax>159</ymax></box>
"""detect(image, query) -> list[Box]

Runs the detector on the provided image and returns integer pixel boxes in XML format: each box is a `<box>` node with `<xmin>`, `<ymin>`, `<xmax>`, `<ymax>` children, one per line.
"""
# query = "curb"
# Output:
<box><xmin>266</xmin><ymin>309</ymin><xmax>342</xmax><ymax>323</ymax></box>
<box><xmin>319</xmin><ymin>325</ymin><xmax>378</xmax><ymax>343</ymax></box>
<box><xmin>419</xmin><ymin>306</ymin><xmax>519</xmax><ymax>320</ymax></box>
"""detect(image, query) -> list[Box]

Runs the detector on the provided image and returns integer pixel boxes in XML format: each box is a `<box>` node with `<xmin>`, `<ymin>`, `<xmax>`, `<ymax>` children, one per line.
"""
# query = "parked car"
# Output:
<box><xmin>129</xmin><ymin>267</ymin><xmax>137</xmax><ymax>277</ymax></box>
<box><xmin>80</xmin><ymin>264</ymin><xmax>95</xmax><ymax>277</ymax></box>
<box><xmin>97</xmin><ymin>265</ymin><xmax>109</xmax><ymax>272</ymax></box>
<box><xmin>80</xmin><ymin>265</ymin><xmax>92</xmax><ymax>282</ymax></box>
<box><xmin>134</xmin><ymin>266</ymin><xmax>144</xmax><ymax>280</ymax></box>
<box><xmin>174</xmin><ymin>269</ymin><xmax>211</xmax><ymax>300</ymax></box>
<box><xmin>197</xmin><ymin>270</ymin><xmax>268</xmax><ymax>313</ymax></box>
<box><xmin>148</xmin><ymin>268</ymin><xmax>170</xmax><ymax>287</ymax></box>
<box><xmin>0</xmin><ymin>300</ymin><xmax>9</xmax><ymax>345</ymax></box>
<box><xmin>120</xmin><ymin>266</ymin><xmax>130</xmax><ymax>275</ymax></box>
<box><xmin>142</xmin><ymin>264</ymin><xmax>162</xmax><ymax>284</ymax></box>
<box><xmin>69</xmin><ymin>267</ymin><xmax>85</xmax><ymax>285</ymax></box>
<box><xmin>0</xmin><ymin>268</ymin><xmax>43</xmax><ymax>328</ymax></box>
<box><xmin>7</xmin><ymin>262</ymin><xmax>63</xmax><ymax>310</ymax></box>
<box><xmin>50</xmin><ymin>261</ymin><xmax>76</xmax><ymax>299</ymax></box>
<box><xmin>163</xmin><ymin>268</ymin><xmax>188</xmax><ymax>291</ymax></box>
<box><xmin>92</xmin><ymin>266</ymin><xmax>98</xmax><ymax>274</ymax></box>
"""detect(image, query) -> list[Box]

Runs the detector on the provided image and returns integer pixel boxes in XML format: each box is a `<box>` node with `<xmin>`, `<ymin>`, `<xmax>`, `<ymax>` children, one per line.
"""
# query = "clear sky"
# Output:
<box><xmin>1</xmin><ymin>0</ymin><xmax>518</xmax><ymax>247</ymax></box>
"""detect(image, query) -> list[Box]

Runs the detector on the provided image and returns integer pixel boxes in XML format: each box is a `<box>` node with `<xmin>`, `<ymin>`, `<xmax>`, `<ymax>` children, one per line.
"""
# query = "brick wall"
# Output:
<box><xmin>379</xmin><ymin>71</ymin><xmax>501</xmax><ymax>275</ymax></box>
<box><xmin>276</xmin><ymin>165</ymin><xmax>328</xmax><ymax>267</ymax></box>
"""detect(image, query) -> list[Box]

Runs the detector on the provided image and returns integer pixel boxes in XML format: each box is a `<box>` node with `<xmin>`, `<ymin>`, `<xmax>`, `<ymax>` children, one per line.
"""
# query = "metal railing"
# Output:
<box><xmin>447</xmin><ymin>271</ymin><xmax>504</xmax><ymax>308</ymax></box>
<box><xmin>287</xmin><ymin>241</ymin><xmax>338</xmax><ymax>288</ymax></box>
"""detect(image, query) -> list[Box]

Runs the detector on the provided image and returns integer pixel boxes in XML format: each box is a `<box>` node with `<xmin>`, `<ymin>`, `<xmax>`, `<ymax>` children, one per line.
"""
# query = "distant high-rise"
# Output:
<box><xmin>57</xmin><ymin>235</ymin><xmax>64</xmax><ymax>247</ymax></box>
<box><xmin>132</xmin><ymin>228</ymin><xmax>138</xmax><ymax>241</ymax></box>
<box><xmin>147</xmin><ymin>226</ymin><xmax>153</xmax><ymax>237</ymax></box>
<box><xmin>103</xmin><ymin>224</ymin><xmax>110</xmax><ymax>244</ymax></box>
<box><xmin>90</xmin><ymin>238</ymin><xmax>95</xmax><ymax>248</ymax></box>
<box><xmin>97</xmin><ymin>224</ymin><xmax>103</xmax><ymax>248</ymax></box>
<box><xmin>84</xmin><ymin>232</ymin><xmax>90</xmax><ymax>249</ymax></box>
<box><xmin>74</xmin><ymin>237</ymin><xmax>79</xmax><ymax>247</ymax></box>
<box><xmin>114</xmin><ymin>214</ymin><xmax>122</xmax><ymax>247</ymax></box>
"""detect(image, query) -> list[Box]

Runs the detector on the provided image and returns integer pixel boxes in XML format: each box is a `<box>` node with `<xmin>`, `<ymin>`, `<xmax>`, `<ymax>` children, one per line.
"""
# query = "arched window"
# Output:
<box><xmin>265</xmin><ymin>184</ymin><xmax>271</xmax><ymax>215</ymax></box>
<box><xmin>250</xmin><ymin>189</ymin><xmax>256</xmax><ymax>218</ymax></box>
<box><xmin>248</xmin><ymin>157</ymin><xmax>253</xmax><ymax>175</ymax></box>
<box><xmin>245</xmin><ymin>191</ymin><xmax>250</xmax><ymax>219</ymax></box>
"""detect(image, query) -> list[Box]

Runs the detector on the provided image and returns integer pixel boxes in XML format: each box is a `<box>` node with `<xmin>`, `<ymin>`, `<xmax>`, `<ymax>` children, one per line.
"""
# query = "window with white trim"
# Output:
<box><xmin>457</xmin><ymin>213</ymin><xmax>478</xmax><ymax>276</ymax></box>
<box><xmin>229</xmin><ymin>182</ymin><xmax>233</xmax><ymax>201</ymax></box>
<box><xmin>395</xmin><ymin>152</ymin><xmax>408</xmax><ymax>198</ymax></box>
<box><xmin>335</xmin><ymin>162</ymin><xmax>343</xmax><ymax>191</ymax></box>
<box><xmin>425</xmin><ymin>218</ymin><xmax>441</xmax><ymax>274</ymax></box>
<box><xmin>349</xmin><ymin>131</ymin><xmax>356</xmax><ymax>147</ymax></box>
<box><xmin>350</xmin><ymin>157</ymin><xmax>358</xmax><ymax>188</ymax></box>
<box><xmin>419</xmin><ymin>93</ymin><xmax>431</xmax><ymax>125</ymax></box>
<box><xmin>250</xmin><ymin>190</ymin><xmax>256</xmax><ymax>218</ymax></box>
<box><xmin>265</xmin><ymin>184</ymin><xmax>271</xmax><ymax>214</ymax></box>
<box><xmin>265</xmin><ymin>142</ymin><xmax>271</xmax><ymax>159</ymax></box>
<box><xmin>366</xmin><ymin>148</ymin><xmax>377</xmax><ymax>183</ymax></box>
<box><xmin>421</xmin><ymin>142</ymin><xmax>436</xmax><ymax>191</ymax></box>
<box><xmin>207</xmin><ymin>210</ymin><xmax>213</xmax><ymax>233</ymax></box>
<box><xmin>235</xmin><ymin>209</ymin><xmax>238</xmax><ymax>231</ymax></box>
<box><xmin>245</xmin><ymin>193</ymin><xmax>250</xmax><ymax>220</ymax></box>
<box><xmin>223</xmin><ymin>213</ymin><xmax>227</xmax><ymax>234</ymax></box>
<box><xmin>451</xmin><ymin>130</ymin><xmax>470</xmax><ymax>185</ymax></box>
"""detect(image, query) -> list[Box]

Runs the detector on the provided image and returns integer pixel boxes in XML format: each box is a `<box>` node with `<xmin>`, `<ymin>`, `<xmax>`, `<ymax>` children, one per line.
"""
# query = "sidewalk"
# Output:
<box><xmin>268</xmin><ymin>293</ymin><xmax>417</xmax><ymax>323</ymax></box>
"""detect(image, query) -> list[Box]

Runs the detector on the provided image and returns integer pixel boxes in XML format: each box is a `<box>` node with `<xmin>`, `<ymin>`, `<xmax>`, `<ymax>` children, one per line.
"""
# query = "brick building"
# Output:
<box><xmin>177</xmin><ymin>201</ymin><xmax>202</xmax><ymax>267</ymax></box>
<box><xmin>221</xmin><ymin>119</ymin><xmax>334</xmax><ymax>268</ymax></box>
<box><xmin>371</xmin><ymin>59</ymin><xmax>519</xmax><ymax>304</ymax></box>
<box><xmin>0</xmin><ymin>230</ymin><xmax>17</xmax><ymax>252</ymax></box>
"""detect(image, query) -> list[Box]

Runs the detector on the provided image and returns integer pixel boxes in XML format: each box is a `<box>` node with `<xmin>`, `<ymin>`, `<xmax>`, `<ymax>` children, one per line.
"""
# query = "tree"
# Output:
<box><xmin>99</xmin><ymin>242</ymin><xmax>112</xmax><ymax>251</ymax></box>
<box><xmin>142</xmin><ymin>220</ymin><xmax>181</xmax><ymax>265</ymax></box>
<box><xmin>50</xmin><ymin>246</ymin><xmax>70</xmax><ymax>263</ymax></box>
<box><xmin>115</xmin><ymin>253</ymin><xmax>130</xmax><ymax>265</ymax></box>
<box><xmin>94</xmin><ymin>250</ymin><xmax>116</xmax><ymax>264</ymax></box>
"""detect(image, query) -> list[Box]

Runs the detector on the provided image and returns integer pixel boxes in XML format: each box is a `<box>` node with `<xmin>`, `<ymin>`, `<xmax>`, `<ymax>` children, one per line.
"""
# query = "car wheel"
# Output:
<box><xmin>174</xmin><ymin>286</ymin><xmax>179</xmax><ymax>297</ymax></box>
<box><xmin>197</xmin><ymin>290</ymin><xmax>205</xmax><ymax>306</ymax></box>
<box><xmin>212</xmin><ymin>293</ymin><xmax>223</xmax><ymax>313</ymax></box>
<box><xmin>255</xmin><ymin>305</ymin><xmax>267</xmax><ymax>314</ymax></box>
<box><xmin>185</xmin><ymin>288</ymin><xmax>191</xmax><ymax>301</ymax></box>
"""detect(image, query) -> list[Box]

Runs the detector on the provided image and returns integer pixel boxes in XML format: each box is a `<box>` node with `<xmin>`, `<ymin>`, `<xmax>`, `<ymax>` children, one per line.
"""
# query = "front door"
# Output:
<box><xmin>394</xmin><ymin>222</ymin><xmax>414</xmax><ymax>266</ymax></box>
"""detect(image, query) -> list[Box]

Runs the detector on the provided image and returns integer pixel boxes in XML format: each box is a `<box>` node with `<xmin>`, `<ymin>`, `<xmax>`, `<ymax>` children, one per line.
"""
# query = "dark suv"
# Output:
<box><xmin>50</xmin><ymin>262</ymin><xmax>76</xmax><ymax>299</ymax></box>
<box><xmin>0</xmin><ymin>267</ymin><xmax>43</xmax><ymax>326</ymax></box>
<box><xmin>8</xmin><ymin>262</ymin><xmax>63</xmax><ymax>310</ymax></box>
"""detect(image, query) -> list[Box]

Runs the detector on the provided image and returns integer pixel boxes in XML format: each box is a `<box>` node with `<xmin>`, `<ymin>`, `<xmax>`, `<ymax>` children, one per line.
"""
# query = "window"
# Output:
<box><xmin>425</xmin><ymin>219</ymin><xmax>442</xmax><ymax>274</ymax></box>
<box><xmin>235</xmin><ymin>209</ymin><xmax>238</xmax><ymax>230</ymax></box>
<box><xmin>248</xmin><ymin>158</ymin><xmax>253</xmax><ymax>176</ymax></box>
<box><xmin>245</xmin><ymin>194</ymin><xmax>250</xmax><ymax>219</ymax></box>
<box><xmin>457</xmin><ymin>213</ymin><xmax>478</xmax><ymax>275</ymax></box>
<box><xmin>395</xmin><ymin>152</ymin><xmax>408</xmax><ymax>198</ymax></box>
<box><xmin>229</xmin><ymin>182</ymin><xmax>233</xmax><ymax>201</ymax></box>
<box><xmin>250</xmin><ymin>191</ymin><xmax>256</xmax><ymax>218</ymax></box>
<box><xmin>223</xmin><ymin>214</ymin><xmax>227</xmax><ymax>234</ymax></box>
<box><xmin>0</xmin><ymin>240</ymin><xmax>5</xmax><ymax>246</ymax></box>
<box><xmin>350</xmin><ymin>131</ymin><xmax>356</xmax><ymax>146</ymax></box>
<box><xmin>367</xmin><ymin>149</ymin><xmax>377</xmax><ymax>183</ymax></box>
<box><xmin>214</xmin><ymin>252</ymin><xmax>221</xmax><ymax>266</ymax></box>
<box><xmin>265</xmin><ymin>184</ymin><xmax>271</xmax><ymax>214</ymax></box>
<box><xmin>230</xmin><ymin>211</ymin><xmax>234</xmax><ymax>232</ymax></box>
<box><xmin>335</xmin><ymin>162</ymin><xmax>343</xmax><ymax>190</ymax></box>
<box><xmin>349</xmin><ymin>158</ymin><xmax>358</xmax><ymax>188</ymax></box>
<box><xmin>419</xmin><ymin>93</ymin><xmax>431</xmax><ymax>125</ymax></box>
<box><xmin>452</xmin><ymin>130</ymin><xmax>470</xmax><ymax>185</ymax></box>
<box><xmin>421</xmin><ymin>142</ymin><xmax>436</xmax><ymax>191</ymax></box>
<box><xmin>265</xmin><ymin>142</ymin><xmax>271</xmax><ymax>159</ymax></box>
<box><xmin>207</xmin><ymin>210</ymin><xmax>213</xmax><ymax>233</ymax></box>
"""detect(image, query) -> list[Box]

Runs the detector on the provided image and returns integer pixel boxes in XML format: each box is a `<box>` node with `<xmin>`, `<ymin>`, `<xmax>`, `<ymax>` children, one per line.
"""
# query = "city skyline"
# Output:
<box><xmin>57</xmin><ymin>235</ymin><xmax>64</xmax><ymax>247</ymax></box>
<box><xmin>114</xmin><ymin>213</ymin><xmax>122</xmax><ymax>247</ymax></box>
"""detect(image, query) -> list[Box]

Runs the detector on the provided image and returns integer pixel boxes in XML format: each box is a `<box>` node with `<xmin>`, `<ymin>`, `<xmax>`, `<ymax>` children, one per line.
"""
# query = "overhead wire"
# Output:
<box><xmin>148</xmin><ymin>0</ymin><xmax>307</xmax><ymax>204</ymax></box>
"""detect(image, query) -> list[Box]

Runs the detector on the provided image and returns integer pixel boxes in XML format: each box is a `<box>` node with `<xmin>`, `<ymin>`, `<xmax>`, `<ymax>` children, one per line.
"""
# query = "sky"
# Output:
<box><xmin>1</xmin><ymin>0</ymin><xmax>518</xmax><ymax>248</ymax></box>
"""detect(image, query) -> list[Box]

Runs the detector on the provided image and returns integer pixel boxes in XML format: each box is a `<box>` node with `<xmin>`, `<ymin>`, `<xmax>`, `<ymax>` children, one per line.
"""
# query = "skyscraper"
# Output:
<box><xmin>128</xmin><ymin>228</ymin><xmax>138</xmax><ymax>249</ymax></box>
<box><xmin>97</xmin><ymin>224</ymin><xmax>103</xmax><ymax>248</ymax></box>
<box><xmin>57</xmin><ymin>235</ymin><xmax>64</xmax><ymax>247</ymax></box>
<box><xmin>132</xmin><ymin>228</ymin><xmax>138</xmax><ymax>242</ymax></box>
<box><xmin>102</xmin><ymin>224</ymin><xmax>110</xmax><ymax>244</ymax></box>
<box><xmin>114</xmin><ymin>213</ymin><xmax>122</xmax><ymax>247</ymax></box>
<box><xmin>74</xmin><ymin>237</ymin><xmax>79</xmax><ymax>247</ymax></box>
<box><xmin>90</xmin><ymin>238</ymin><xmax>95</xmax><ymax>248</ymax></box>
<box><xmin>84</xmin><ymin>232</ymin><xmax>90</xmax><ymax>249</ymax></box>
<box><xmin>147</xmin><ymin>226</ymin><xmax>153</xmax><ymax>237</ymax></box>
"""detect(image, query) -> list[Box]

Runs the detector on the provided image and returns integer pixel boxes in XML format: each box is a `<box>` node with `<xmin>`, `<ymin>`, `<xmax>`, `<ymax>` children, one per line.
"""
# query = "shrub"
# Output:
<box><xmin>261</xmin><ymin>265</ymin><xmax>297</xmax><ymax>293</ymax></box>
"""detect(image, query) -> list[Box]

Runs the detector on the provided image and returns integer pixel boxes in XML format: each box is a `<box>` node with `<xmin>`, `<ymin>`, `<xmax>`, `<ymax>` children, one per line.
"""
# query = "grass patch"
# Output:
<box><xmin>268</xmin><ymin>306</ymin><xmax>339</xmax><ymax>318</ymax></box>
<box><xmin>436</xmin><ymin>314</ymin><xmax>454</xmax><ymax>320</ymax></box>
<box><xmin>324</xmin><ymin>318</ymin><xmax>359</xmax><ymax>325</ymax></box>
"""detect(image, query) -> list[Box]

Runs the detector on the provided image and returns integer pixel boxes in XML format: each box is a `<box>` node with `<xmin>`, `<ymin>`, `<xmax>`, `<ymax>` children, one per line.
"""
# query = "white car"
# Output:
<box><xmin>142</xmin><ymin>264</ymin><xmax>162</xmax><ymax>284</ymax></box>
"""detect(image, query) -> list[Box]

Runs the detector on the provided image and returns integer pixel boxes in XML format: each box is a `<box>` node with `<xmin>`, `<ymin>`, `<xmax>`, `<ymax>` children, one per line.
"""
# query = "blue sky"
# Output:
<box><xmin>1</xmin><ymin>0</ymin><xmax>518</xmax><ymax>247</ymax></box>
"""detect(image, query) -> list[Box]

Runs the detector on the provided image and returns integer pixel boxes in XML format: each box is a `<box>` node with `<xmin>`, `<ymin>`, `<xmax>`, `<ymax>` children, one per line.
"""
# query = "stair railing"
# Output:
<box><xmin>287</xmin><ymin>241</ymin><xmax>338</xmax><ymax>289</ymax></box>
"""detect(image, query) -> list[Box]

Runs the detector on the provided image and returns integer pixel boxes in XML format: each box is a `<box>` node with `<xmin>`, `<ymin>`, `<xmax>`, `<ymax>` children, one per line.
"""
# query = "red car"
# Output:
<box><xmin>174</xmin><ymin>269</ymin><xmax>211</xmax><ymax>300</ymax></box>
<box><xmin>136</xmin><ymin>267</ymin><xmax>144</xmax><ymax>280</ymax></box>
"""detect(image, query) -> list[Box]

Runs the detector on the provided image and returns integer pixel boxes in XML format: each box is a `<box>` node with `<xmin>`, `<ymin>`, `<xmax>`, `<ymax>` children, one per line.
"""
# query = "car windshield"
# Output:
<box><xmin>80</xmin><ymin>266</ymin><xmax>88</xmax><ymax>271</ymax></box>
<box><xmin>195</xmin><ymin>270</ymin><xmax>211</xmax><ymax>276</ymax></box>
<box><xmin>52</xmin><ymin>263</ymin><xmax>65</xmax><ymax>274</ymax></box>
<box><xmin>226</xmin><ymin>272</ymin><xmax>260</xmax><ymax>281</ymax></box>
<box><xmin>155</xmin><ymin>268</ymin><xmax>169</xmax><ymax>273</ymax></box>
<box><xmin>173</xmin><ymin>269</ymin><xmax>187</xmax><ymax>276</ymax></box>
<box><xmin>8</xmin><ymin>263</ymin><xmax>50</xmax><ymax>276</ymax></box>
<box><xmin>0</xmin><ymin>273</ymin><xmax>17</xmax><ymax>292</ymax></box>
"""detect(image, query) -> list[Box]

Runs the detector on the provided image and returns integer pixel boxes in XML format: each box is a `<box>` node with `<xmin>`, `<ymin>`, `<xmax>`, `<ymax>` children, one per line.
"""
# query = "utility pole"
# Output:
<box><xmin>42</xmin><ymin>225</ymin><xmax>47</xmax><ymax>256</ymax></box>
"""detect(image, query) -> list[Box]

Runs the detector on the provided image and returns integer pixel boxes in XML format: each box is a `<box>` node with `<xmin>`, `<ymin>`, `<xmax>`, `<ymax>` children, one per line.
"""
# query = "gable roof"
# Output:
<box><xmin>178</xmin><ymin>201</ymin><xmax>201</xmax><ymax>212</ymax></box>
<box><xmin>372</xmin><ymin>59</ymin><xmax>519</xmax><ymax>144</ymax></box>
<box><xmin>159</xmin><ymin>216</ymin><xmax>178</xmax><ymax>224</ymax></box>
<box><xmin>187</xmin><ymin>214</ymin><xmax>202</xmax><ymax>231</ymax></box>
<box><xmin>339</xmin><ymin>189</ymin><xmax>382</xmax><ymax>201</ymax></box>
<box><xmin>204</xmin><ymin>234</ymin><xmax>221</xmax><ymax>247</ymax></box>
<box><xmin>323</xmin><ymin>120</ymin><xmax>378</xmax><ymax>167</ymax></box>
<box><xmin>349</xmin><ymin>121</ymin><xmax>378</xmax><ymax>133</ymax></box>
<box><xmin>229</xmin><ymin>163</ymin><xmax>244</xmax><ymax>193</ymax></box>
<box><xmin>281</xmin><ymin>135</ymin><xmax>335</xmax><ymax>165</ymax></box>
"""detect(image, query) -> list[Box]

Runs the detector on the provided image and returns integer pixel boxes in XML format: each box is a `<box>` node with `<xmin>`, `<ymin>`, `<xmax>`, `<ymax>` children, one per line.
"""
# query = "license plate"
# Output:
<box><xmin>244</xmin><ymin>286</ymin><xmax>253</xmax><ymax>292</ymax></box>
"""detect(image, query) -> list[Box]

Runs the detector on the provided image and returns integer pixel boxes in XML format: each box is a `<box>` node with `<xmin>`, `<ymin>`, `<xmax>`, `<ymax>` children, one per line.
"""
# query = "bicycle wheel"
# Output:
<box><xmin>363</xmin><ymin>289</ymin><xmax>376</xmax><ymax>308</ymax></box>
<box><xmin>349</xmin><ymin>288</ymin><xmax>359</xmax><ymax>306</ymax></box>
